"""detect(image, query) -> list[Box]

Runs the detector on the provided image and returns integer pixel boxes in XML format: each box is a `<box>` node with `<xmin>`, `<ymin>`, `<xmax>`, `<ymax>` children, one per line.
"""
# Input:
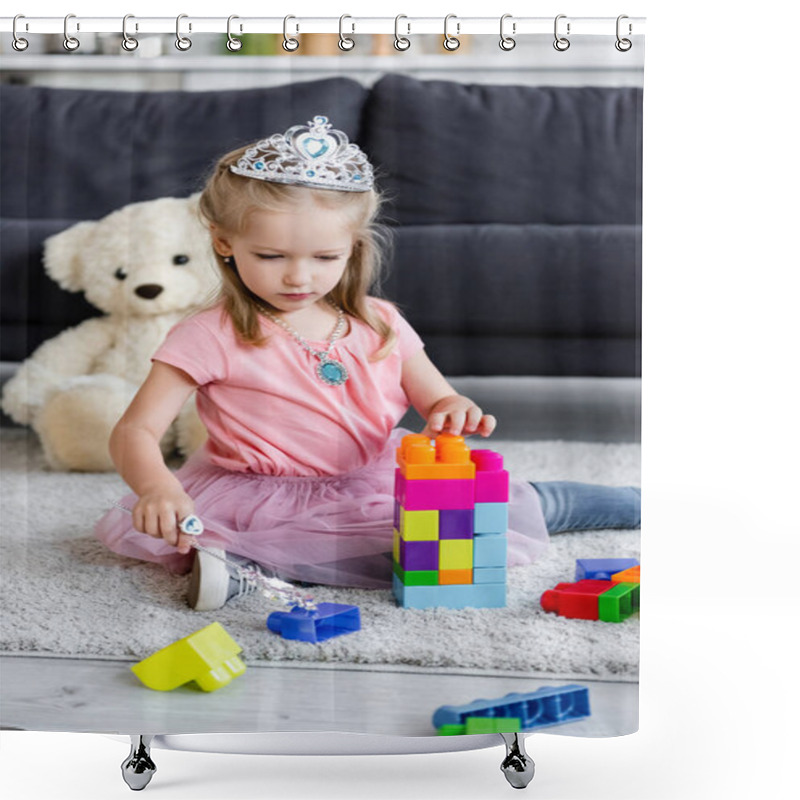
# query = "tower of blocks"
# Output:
<box><xmin>392</xmin><ymin>433</ymin><xmax>509</xmax><ymax>609</ymax></box>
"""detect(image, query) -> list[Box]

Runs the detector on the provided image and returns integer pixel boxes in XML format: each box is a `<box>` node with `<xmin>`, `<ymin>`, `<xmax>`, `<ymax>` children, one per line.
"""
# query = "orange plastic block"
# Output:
<box><xmin>611</xmin><ymin>566</ymin><xmax>640</xmax><ymax>584</ymax></box>
<box><xmin>396</xmin><ymin>433</ymin><xmax>476</xmax><ymax>480</ymax></box>
<box><xmin>439</xmin><ymin>569</ymin><xmax>473</xmax><ymax>585</ymax></box>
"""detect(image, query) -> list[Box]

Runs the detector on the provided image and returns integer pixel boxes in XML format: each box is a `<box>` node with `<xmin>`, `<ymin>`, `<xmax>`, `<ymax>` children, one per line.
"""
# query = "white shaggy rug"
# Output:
<box><xmin>0</xmin><ymin>429</ymin><xmax>640</xmax><ymax>680</ymax></box>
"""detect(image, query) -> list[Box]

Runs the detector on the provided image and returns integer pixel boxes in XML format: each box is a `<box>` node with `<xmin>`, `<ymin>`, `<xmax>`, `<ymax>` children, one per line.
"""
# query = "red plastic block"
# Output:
<box><xmin>540</xmin><ymin>580</ymin><xmax>611</xmax><ymax>620</ymax></box>
<box><xmin>471</xmin><ymin>450</ymin><xmax>510</xmax><ymax>502</ymax></box>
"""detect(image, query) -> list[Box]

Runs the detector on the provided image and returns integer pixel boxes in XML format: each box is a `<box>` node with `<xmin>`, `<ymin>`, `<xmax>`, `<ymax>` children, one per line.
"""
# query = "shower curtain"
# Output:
<box><xmin>0</xmin><ymin>14</ymin><xmax>644</xmax><ymax>793</ymax></box>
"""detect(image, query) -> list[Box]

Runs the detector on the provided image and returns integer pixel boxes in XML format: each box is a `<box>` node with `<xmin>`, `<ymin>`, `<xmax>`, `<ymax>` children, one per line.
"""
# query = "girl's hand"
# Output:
<box><xmin>422</xmin><ymin>395</ymin><xmax>497</xmax><ymax>438</ymax></box>
<box><xmin>132</xmin><ymin>488</ymin><xmax>196</xmax><ymax>555</ymax></box>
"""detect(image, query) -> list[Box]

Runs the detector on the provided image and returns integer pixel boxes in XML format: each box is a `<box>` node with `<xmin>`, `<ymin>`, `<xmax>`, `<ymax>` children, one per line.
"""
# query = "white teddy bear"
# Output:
<box><xmin>1</xmin><ymin>194</ymin><xmax>219</xmax><ymax>471</ymax></box>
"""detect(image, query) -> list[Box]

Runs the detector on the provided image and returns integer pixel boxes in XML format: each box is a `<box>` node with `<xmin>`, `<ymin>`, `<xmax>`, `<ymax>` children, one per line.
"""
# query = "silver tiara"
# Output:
<box><xmin>230</xmin><ymin>116</ymin><xmax>374</xmax><ymax>193</ymax></box>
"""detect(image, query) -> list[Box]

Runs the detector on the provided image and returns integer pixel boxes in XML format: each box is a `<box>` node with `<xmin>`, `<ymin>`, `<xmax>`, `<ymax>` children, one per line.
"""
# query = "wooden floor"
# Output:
<box><xmin>1</xmin><ymin>655</ymin><xmax>637</xmax><ymax>739</ymax></box>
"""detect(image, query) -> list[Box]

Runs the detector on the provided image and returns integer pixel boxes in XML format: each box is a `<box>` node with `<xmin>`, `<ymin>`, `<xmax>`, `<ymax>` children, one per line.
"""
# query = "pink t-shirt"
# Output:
<box><xmin>153</xmin><ymin>298</ymin><xmax>424</xmax><ymax>477</ymax></box>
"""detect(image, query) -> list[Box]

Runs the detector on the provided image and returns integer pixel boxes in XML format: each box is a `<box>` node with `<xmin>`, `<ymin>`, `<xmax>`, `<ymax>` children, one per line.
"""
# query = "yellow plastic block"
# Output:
<box><xmin>440</xmin><ymin>569</ymin><xmax>473</xmax><ymax>585</ymax></box>
<box><xmin>396</xmin><ymin>433</ymin><xmax>476</xmax><ymax>480</ymax></box>
<box><xmin>400</xmin><ymin>508</ymin><xmax>439</xmax><ymax>541</ymax></box>
<box><xmin>393</xmin><ymin>529</ymin><xmax>401</xmax><ymax>563</ymax></box>
<box><xmin>131</xmin><ymin>622</ymin><xmax>246</xmax><ymax>692</ymax></box>
<box><xmin>611</xmin><ymin>565</ymin><xmax>640</xmax><ymax>584</ymax></box>
<box><xmin>439</xmin><ymin>539</ymin><xmax>474</xmax><ymax>570</ymax></box>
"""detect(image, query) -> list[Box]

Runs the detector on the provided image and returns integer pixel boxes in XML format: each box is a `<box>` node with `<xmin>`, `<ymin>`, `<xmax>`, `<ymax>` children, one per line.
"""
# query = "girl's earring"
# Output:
<box><xmin>222</xmin><ymin>255</ymin><xmax>235</xmax><ymax>266</ymax></box>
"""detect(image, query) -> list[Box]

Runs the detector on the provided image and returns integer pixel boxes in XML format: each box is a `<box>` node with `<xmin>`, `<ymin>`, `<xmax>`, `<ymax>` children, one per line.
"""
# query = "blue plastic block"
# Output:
<box><xmin>267</xmin><ymin>603</ymin><xmax>360</xmax><ymax>643</ymax></box>
<box><xmin>473</xmin><ymin>567</ymin><xmax>507</xmax><ymax>584</ymax></box>
<box><xmin>394</xmin><ymin>576</ymin><xmax>506</xmax><ymax>609</ymax></box>
<box><xmin>473</xmin><ymin>502</ymin><xmax>509</xmax><ymax>534</ymax></box>
<box><xmin>575</xmin><ymin>558</ymin><xmax>639</xmax><ymax>582</ymax></box>
<box><xmin>432</xmin><ymin>685</ymin><xmax>591</xmax><ymax>731</ymax></box>
<box><xmin>473</xmin><ymin>534</ymin><xmax>507</xmax><ymax>568</ymax></box>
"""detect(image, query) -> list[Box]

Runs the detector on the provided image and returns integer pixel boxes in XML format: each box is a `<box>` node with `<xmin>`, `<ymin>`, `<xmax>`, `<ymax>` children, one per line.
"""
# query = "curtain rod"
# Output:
<box><xmin>1</xmin><ymin>15</ymin><xmax>645</xmax><ymax>37</ymax></box>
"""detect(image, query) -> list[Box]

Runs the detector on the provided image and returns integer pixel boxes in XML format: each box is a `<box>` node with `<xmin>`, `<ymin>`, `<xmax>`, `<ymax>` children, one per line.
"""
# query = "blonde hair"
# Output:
<box><xmin>197</xmin><ymin>144</ymin><xmax>397</xmax><ymax>359</ymax></box>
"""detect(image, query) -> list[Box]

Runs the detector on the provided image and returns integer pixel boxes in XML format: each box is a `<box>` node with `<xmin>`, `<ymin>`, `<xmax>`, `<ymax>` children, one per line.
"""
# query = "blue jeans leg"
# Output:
<box><xmin>530</xmin><ymin>481</ymin><xmax>641</xmax><ymax>534</ymax></box>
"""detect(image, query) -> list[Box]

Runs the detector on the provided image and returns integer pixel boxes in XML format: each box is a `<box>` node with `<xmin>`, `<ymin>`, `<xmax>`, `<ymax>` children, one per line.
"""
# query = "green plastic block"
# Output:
<box><xmin>465</xmin><ymin>717</ymin><xmax>522</xmax><ymax>734</ymax></box>
<box><xmin>437</xmin><ymin>724</ymin><xmax>467</xmax><ymax>736</ymax></box>
<box><xmin>393</xmin><ymin>563</ymin><xmax>439</xmax><ymax>585</ymax></box>
<box><xmin>598</xmin><ymin>582</ymin><xmax>640</xmax><ymax>622</ymax></box>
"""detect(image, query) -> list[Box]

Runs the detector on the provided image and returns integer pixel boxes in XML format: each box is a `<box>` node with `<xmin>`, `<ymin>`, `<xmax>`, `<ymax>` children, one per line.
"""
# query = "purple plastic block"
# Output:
<box><xmin>396</xmin><ymin>473</ymin><xmax>475</xmax><ymax>511</ymax></box>
<box><xmin>439</xmin><ymin>508</ymin><xmax>474</xmax><ymax>539</ymax></box>
<box><xmin>267</xmin><ymin>603</ymin><xmax>361</xmax><ymax>643</ymax></box>
<box><xmin>399</xmin><ymin>539</ymin><xmax>439</xmax><ymax>571</ymax></box>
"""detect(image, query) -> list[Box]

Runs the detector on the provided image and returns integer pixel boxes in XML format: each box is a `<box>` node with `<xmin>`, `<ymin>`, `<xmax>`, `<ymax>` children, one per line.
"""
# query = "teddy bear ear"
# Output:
<box><xmin>42</xmin><ymin>221</ymin><xmax>97</xmax><ymax>292</ymax></box>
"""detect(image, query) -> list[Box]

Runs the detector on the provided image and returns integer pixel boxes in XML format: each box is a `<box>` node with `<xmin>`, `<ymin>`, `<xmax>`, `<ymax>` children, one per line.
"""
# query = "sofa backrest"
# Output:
<box><xmin>0</xmin><ymin>74</ymin><xmax>641</xmax><ymax>377</ymax></box>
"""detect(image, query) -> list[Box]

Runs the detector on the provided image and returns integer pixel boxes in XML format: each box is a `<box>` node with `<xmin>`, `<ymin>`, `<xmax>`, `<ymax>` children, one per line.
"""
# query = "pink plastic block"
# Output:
<box><xmin>471</xmin><ymin>450</ymin><xmax>510</xmax><ymax>503</ymax></box>
<box><xmin>395</xmin><ymin>472</ymin><xmax>475</xmax><ymax>511</ymax></box>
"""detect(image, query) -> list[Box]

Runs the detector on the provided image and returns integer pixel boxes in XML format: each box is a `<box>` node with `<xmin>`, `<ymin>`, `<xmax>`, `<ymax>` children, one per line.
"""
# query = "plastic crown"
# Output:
<box><xmin>230</xmin><ymin>116</ymin><xmax>374</xmax><ymax>193</ymax></box>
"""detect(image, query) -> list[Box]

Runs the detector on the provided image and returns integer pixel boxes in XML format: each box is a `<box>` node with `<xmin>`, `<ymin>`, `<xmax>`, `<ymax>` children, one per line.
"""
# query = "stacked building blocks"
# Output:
<box><xmin>542</xmin><ymin>559</ymin><xmax>641</xmax><ymax>622</ymax></box>
<box><xmin>433</xmin><ymin>685</ymin><xmax>591</xmax><ymax>735</ymax></box>
<box><xmin>267</xmin><ymin>603</ymin><xmax>361</xmax><ymax>643</ymax></box>
<box><xmin>392</xmin><ymin>433</ymin><xmax>509</xmax><ymax>609</ymax></box>
<box><xmin>131</xmin><ymin>622</ymin><xmax>246</xmax><ymax>692</ymax></box>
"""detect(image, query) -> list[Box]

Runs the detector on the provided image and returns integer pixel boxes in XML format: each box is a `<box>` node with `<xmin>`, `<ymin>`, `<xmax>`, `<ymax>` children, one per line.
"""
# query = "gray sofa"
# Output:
<box><xmin>0</xmin><ymin>73</ymin><xmax>641</xmax><ymax>441</ymax></box>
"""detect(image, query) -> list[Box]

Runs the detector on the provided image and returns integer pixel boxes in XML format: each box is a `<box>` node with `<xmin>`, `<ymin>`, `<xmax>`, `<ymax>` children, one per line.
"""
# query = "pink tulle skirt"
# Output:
<box><xmin>94</xmin><ymin>430</ymin><xmax>549</xmax><ymax>589</ymax></box>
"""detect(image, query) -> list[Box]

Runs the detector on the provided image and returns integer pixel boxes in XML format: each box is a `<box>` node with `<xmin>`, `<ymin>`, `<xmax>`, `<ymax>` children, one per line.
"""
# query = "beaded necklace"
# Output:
<box><xmin>255</xmin><ymin>300</ymin><xmax>349</xmax><ymax>386</ymax></box>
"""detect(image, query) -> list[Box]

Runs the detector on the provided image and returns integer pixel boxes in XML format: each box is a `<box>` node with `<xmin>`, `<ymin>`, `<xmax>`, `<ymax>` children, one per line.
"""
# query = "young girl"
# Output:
<box><xmin>95</xmin><ymin>116</ymin><xmax>640</xmax><ymax>611</ymax></box>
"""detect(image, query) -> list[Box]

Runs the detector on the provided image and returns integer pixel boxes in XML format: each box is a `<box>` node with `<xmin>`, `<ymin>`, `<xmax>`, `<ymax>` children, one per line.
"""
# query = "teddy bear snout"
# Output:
<box><xmin>134</xmin><ymin>284</ymin><xmax>164</xmax><ymax>300</ymax></box>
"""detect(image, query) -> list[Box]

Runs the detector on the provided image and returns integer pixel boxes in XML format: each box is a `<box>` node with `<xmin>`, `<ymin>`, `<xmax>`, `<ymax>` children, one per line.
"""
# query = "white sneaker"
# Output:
<box><xmin>186</xmin><ymin>548</ymin><xmax>261</xmax><ymax>611</ymax></box>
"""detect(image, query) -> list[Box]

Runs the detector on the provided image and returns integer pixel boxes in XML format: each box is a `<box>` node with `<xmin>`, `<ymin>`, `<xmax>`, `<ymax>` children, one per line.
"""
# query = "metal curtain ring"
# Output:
<box><xmin>615</xmin><ymin>14</ymin><xmax>633</xmax><ymax>51</ymax></box>
<box><xmin>282</xmin><ymin>15</ymin><xmax>299</xmax><ymax>51</ymax></box>
<box><xmin>443</xmin><ymin>14</ymin><xmax>460</xmax><ymax>51</ymax></box>
<box><xmin>338</xmin><ymin>14</ymin><xmax>355</xmax><ymax>51</ymax></box>
<box><xmin>121</xmin><ymin>14</ymin><xmax>138</xmax><ymax>51</ymax></box>
<box><xmin>394</xmin><ymin>15</ymin><xmax>410</xmax><ymax>51</ymax></box>
<box><xmin>553</xmin><ymin>14</ymin><xmax>570</xmax><ymax>51</ymax></box>
<box><xmin>12</xmin><ymin>14</ymin><xmax>29</xmax><ymax>51</ymax></box>
<box><xmin>63</xmin><ymin>13</ymin><xmax>80</xmax><ymax>51</ymax></box>
<box><xmin>175</xmin><ymin>14</ymin><xmax>192</xmax><ymax>51</ymax></box>
<box><xmin>226</xmin><ymin>15</ymin><xmax>243</xmax><ymax>51</ymax></box>
<box><xmin>499</xmin><ymin>14</ymin><xmax>516</xmax><ymax>51</ymax></box>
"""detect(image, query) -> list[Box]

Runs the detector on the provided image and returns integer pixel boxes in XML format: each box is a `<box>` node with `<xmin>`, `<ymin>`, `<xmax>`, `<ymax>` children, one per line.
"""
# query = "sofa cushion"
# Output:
<box><xmin>362</xmin><ymin>74</ymin><xmax>642</xmax><ymax>226</ymax></box>
<box><xmin>0</xmin><ymin>79</ymin><xmax>369</xmax><ymax>222</ymax></box>
<box><xmin>381</xmin><ymin>223</ymin><xmax>641</xmax><ymax>377</ymax></box>
<box><xmin>0</xmin><ymin>218</ymin><xmax>100</xmax><ymax>361</ymax></box>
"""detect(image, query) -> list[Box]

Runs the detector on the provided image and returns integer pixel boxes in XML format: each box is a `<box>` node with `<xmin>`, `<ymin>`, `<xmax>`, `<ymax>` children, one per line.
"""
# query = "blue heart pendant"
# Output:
<box><xmin>302</xmin><ymin>137</ymin><xmax>330</xmax><ymax>159</ymax></box>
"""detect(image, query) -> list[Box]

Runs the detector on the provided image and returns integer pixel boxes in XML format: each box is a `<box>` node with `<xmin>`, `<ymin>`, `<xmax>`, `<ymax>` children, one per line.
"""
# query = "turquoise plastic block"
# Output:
<box><xmin>473</xmin><ymin>502</ymin><xmax>509</xmax><ymax>534</ymax></box>
<box><xmin>432</xmin><ymin>685</ymin><xmax>591</xmax><ymax>731</ymax></box>
<box><xmin>394</xmin><ymin>576</ymin><xmax>506</xmax><ymax>609</ymax></box>
<box><xmin>473</xmin><ymin>534</ymin><xmax>507</xmax><ymax>568</ymax></box>
<box><xmin>473</xmin><ymin>566</ymin><xmax>507</xmax><ymax>584</ymax></box>
<box><xmin>393</xmin><ymin>576</ymin><xmax>442</xmax><ymax>608</ymax></box>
